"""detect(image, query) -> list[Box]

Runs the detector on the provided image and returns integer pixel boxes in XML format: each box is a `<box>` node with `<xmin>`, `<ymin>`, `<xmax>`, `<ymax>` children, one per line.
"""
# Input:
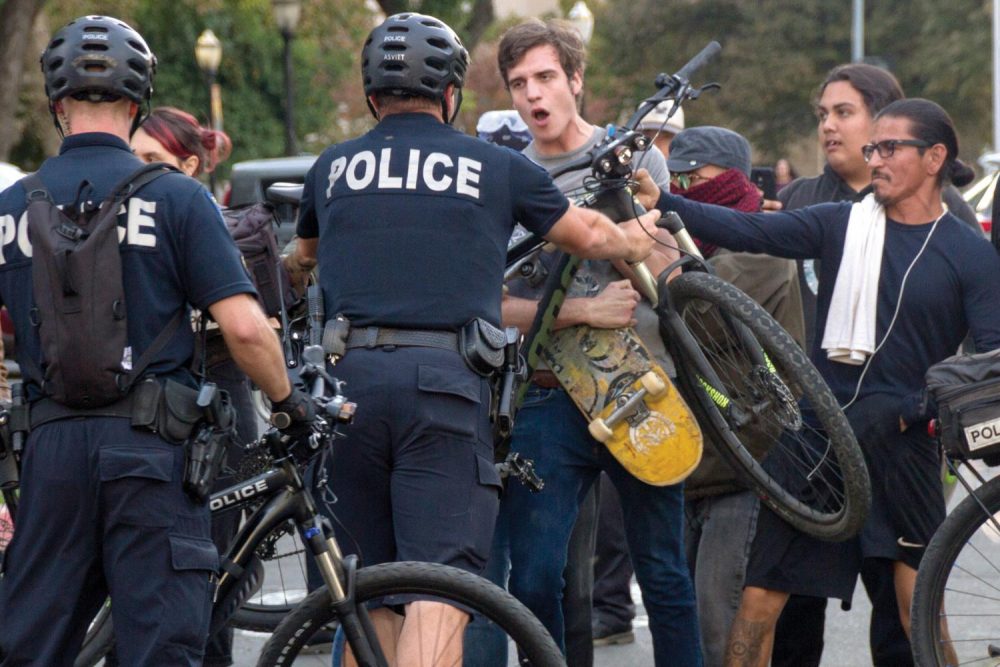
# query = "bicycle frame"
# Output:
<box><xmin>208</xmin><ymin>419</ymin><xmax>390</xmax><ymax>667</ymax></box>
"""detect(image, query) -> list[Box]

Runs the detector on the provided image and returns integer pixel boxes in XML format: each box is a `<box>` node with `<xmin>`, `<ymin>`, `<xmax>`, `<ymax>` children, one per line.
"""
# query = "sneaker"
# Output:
<box><xmin>592</xmin><ymin>619</ymin><xmax>635</xmax><ymax>647</ymax></box>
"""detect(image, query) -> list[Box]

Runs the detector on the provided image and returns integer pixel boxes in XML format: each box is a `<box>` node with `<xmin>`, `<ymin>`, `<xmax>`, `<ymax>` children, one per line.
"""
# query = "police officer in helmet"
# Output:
<box><xmin>286</xmin><ymin>11</ymin><xmax>660</xmax><ymax>662</ymax></box>
<box><xmin>0</xmin><ymin>16</ymin><xmax>314</xmax><ymax>665</ymax></box>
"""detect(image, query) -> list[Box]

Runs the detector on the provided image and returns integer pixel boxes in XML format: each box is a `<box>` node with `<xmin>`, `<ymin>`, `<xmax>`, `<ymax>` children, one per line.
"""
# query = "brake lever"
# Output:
<box><xmin>687</xmin><ymin>82</ymin><xmax>721</xmax><ymax>101</ymax></box>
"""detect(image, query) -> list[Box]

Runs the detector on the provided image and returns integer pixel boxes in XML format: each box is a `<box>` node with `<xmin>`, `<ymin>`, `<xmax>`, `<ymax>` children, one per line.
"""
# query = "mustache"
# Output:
<box><xmin>871</xmin><ymin>169</ymin><xmax>888</xmax><ymax>181</ymax></box>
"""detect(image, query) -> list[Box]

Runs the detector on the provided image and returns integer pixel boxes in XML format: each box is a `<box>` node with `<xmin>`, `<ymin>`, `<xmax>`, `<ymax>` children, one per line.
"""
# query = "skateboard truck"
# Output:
<box><xmin>588</xmin><ymin>371</ymin><xmax>667</xmax><ymax>443</ymax></box>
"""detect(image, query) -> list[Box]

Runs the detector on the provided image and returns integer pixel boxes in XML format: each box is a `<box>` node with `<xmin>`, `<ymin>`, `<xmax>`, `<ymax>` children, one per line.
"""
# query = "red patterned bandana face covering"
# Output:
<box><xmin>670</xmin><ymin>168</ymin><xmax>762</xmax><ymax>258</ymax></box>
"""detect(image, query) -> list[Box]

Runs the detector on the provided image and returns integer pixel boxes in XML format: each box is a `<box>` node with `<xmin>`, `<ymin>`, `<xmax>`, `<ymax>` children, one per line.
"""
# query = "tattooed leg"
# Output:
<box><xmin>723</xmin><ymin>586</ymin><xmax>789</xmax><ymax>667</ymax></box>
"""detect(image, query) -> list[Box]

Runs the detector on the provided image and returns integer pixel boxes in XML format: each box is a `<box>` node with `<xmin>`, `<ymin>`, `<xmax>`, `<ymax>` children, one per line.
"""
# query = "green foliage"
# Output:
<box><xmin>587</xmin><ymin>0</ymin><xmax>994</xmax><ymax>166</ymax></box>
<box><xmin>35</xmin><ymin>0</ymin><xmax>372</xmax><ymax>180</ymax></box>
<box><xmin>13</xmin><ymin>0</ymin><xmax>999</xmax><ymax>174</ymax></box>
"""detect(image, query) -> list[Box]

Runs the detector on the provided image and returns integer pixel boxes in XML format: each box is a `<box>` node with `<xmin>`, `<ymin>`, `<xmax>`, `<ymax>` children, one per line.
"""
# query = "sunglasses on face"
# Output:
<box><xmin>861</xmin><ymin>139</ymin><xmax>932</xmax><ymax>162</ymax></box>
<box><xmin>671</xmin><ymin>172</ymin><xmax>711</xmax><ymax>190</ymax></box>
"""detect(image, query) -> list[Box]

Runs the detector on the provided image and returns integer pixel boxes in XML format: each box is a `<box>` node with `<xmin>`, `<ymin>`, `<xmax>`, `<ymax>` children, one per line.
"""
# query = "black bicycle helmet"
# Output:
<box><xmin>41</xmin><ymin>16</ymin><xmax>156</xmax><ymax>133</ymax></box>
<box><xmin>361</xmin><ymin>13</ymin><xmax>469</xmax><ymax>123</ymax></box>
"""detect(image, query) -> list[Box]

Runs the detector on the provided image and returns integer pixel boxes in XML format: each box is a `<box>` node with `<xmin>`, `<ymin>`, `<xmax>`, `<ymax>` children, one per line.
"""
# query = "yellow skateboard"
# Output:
<box><xmin>541</xmin><ymin>325</ymin><xmax>702</xmax><ymax>486</ymax></box>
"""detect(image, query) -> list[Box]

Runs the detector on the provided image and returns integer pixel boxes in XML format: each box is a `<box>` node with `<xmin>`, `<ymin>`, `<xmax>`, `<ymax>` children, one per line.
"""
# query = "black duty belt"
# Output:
<box><xmin>345</xmin><ymin>327</ymin><xmax>458</xmax><ymax>352</ymax></box>
<box><xmin>30</xmin><ymin>394</ymin><xmax>136</xmax><ymax>429</ymax></box>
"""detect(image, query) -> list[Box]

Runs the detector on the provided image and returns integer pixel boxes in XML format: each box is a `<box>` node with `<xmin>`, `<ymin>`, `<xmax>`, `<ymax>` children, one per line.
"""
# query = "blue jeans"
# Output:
<box><xmin>465</xmin><ymin>386</ymin><xmax>702</xmax><ymax>667</ymax></box>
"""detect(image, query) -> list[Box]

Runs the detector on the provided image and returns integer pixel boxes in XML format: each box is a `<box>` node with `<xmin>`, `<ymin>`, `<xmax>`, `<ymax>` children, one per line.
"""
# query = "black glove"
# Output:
<box><xmin>270</xmin><ymin>386</ymin><xmax>317</xmax><ymax>439</ymax></box>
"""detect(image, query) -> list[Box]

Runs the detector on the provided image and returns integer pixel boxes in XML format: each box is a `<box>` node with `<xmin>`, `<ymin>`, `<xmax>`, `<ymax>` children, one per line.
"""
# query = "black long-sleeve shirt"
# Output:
<box><xmin>655</xmin><ymin>190</ymin><xmax>1000</xmax><ymax>423</ymax></box>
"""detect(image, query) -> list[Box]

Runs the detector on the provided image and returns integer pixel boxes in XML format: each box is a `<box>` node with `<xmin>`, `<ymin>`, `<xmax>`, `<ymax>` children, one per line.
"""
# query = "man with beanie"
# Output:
<box><xmin>669</xmin><ymin>126</ymin><xmax>804</xmax><ymax>667</ymax></box>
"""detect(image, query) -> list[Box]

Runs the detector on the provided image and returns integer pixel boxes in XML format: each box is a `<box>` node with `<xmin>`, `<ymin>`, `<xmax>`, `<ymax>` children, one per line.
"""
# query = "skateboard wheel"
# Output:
<box><xmin>589</xmin><ymin>418</ymin><xmax>613</xmax><ymax>443</ymax></box>
<box><xmin>640</xmin><ymin>371</ymin><xmax>667</xmax><ymax>398</ymax></box>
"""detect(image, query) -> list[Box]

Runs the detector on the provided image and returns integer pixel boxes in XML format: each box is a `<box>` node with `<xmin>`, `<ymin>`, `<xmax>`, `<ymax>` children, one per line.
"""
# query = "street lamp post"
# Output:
<box><xmin>195</xmin><ymin>29</ymin><xmax>223</xmax><ymax>194</ymax></box>
<box><xmin>567</xmin><ymin>1</ymin><xmax>594</xmax><ymax>117</ymax></box>
<box><xmin>272</xmin><ymin>0</ymin><xmax>302</xmax><ymax>156</ymax></box>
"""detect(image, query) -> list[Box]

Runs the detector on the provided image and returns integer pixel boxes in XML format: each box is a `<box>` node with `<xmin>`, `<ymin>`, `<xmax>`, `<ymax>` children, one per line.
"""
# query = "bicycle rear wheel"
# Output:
<box><xmin>911</xmin><ymin>473</ymin><xmax>1000</xmax><ymax>667</ymax></box>
<box><xmin>665</xmin><ymin>270</ymin><xmax>869</xmax><ymax>541</ymax></box>
<box><xmin>256</xmin><ymin>561</ymin><xmax>565</xmax><ymax>667</ymax></box>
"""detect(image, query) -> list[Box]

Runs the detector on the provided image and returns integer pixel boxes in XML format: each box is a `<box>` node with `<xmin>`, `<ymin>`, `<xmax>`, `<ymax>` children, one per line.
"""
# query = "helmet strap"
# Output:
<box><xmin>130</xmin><ymin>99</ymin><xmax>149</xmax><ymax>137</ymax></box>
<box><xmin>445</xmin><ymin>88</ymin><xmax>462</xmax><ymax>125</ymax></box>
<box><xmin>366</xmin><ymin>95</ymin><xmax>380</xmax><ymax>121</ymax></box>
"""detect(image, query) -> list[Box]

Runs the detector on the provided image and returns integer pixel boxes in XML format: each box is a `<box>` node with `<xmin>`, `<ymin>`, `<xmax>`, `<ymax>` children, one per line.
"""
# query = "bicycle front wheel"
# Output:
<box><xmin>666</xmin><ymin>270</ymin><xmax>870</xmax><ymax>541</ymax></box>
<box><xmin>912</xmin><ymin>473</ymin><xmax>1000</xmax><ymax>667</ymax></box>
<box><xmin>256</xmin><ymin>561</ymin><xmax>565</xmax><ymax>667</ymax></box>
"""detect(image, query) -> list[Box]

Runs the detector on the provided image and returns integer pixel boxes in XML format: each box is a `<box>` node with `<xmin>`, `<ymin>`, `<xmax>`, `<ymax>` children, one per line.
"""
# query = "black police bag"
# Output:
<box><xmin>22</xmin><ymin>164</ymin><xmax>175</xmax><ymax>408</ymax></box>
<box><xmin>926</xmin><ymin>348</ymin><xmax>1000</xmax><ymax>465</ymax></box>
<box><xmin>222</xmin><ymin>202</ymin><xmax>296</xmax><ymax>318</ymax></box>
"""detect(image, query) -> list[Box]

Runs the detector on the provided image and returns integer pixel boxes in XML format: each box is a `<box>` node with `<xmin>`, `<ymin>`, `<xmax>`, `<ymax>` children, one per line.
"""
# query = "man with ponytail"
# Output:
<box><xmin>637</xmin><ymin>98</ymin><xmax>1000</xmax><ymax>667</ymax></box>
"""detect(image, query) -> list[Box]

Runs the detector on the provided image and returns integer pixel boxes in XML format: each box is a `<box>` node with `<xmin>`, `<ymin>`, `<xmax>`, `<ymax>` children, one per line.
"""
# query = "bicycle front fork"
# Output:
<box><xmin>307</xmin><ymin>520</ymin><xmax>390</xmax><ymax>667</ymax></box>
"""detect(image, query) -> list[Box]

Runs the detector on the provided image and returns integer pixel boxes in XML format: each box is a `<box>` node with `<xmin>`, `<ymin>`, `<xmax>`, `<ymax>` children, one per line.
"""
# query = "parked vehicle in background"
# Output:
<box><xmin>224</xmin><ymin>155</ymin><xmax>315</xmax><ymax>248</ymax></box>
<box><xmin>962</xmin><ymin>152</ymin><xmax>1000</xmax><ymax>238</ymax></box>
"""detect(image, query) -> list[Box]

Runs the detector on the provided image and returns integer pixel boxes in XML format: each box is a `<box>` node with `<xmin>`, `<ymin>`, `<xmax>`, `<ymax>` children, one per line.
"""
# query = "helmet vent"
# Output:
<box><xmin>426</xmin><ymin>37</ymin><xmax>449</xmax><ymax>51</ymax></box>
<box><xmin>387</xmin><ymin>25</ymin><xmax>408</xmax><ymax>33</ymax></box>
<box><xmin>81</xmin><ymin>43</ymin><xmax>107</xmax><ymax>51</ymax></box>
<box><xmin>383</xmin><ymin>43</ymin><xmax>405</xmax><ymax>52</ymax></box>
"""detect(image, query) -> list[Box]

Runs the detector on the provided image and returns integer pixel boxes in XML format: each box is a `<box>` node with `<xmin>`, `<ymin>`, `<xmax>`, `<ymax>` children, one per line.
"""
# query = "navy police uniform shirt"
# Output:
<box><xmin>297</xmin><ymin>112</ymin><xmax>569</xmax><ymax>330</ymax></box>
<box><xmin>0</xmin><ymin>133</ymin><xmax>255</xmax><ymax>395</ymax></box>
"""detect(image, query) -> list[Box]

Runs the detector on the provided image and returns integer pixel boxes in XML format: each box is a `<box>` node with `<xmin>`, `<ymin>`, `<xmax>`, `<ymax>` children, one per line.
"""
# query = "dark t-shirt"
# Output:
<box><xmin>0</xmin><ymin>133</ymin><xmax>255</xmax><ymax>394</ymax></box>
<box><xmin>656</xmin><ymin>191</ymin><xmax>1000</xmax><ymax>422</ymax></box>
<box><xmin>297</xmin><ymin>113</ymin><xmax>568</xmax><ymax>330</ymax></box>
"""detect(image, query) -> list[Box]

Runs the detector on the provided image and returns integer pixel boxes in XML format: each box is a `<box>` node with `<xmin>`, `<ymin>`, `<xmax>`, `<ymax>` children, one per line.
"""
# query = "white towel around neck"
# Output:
<box><xmin>821</xmin><ymin>193</ymin><xmax>885</xmax><ymax>366</ymax></box>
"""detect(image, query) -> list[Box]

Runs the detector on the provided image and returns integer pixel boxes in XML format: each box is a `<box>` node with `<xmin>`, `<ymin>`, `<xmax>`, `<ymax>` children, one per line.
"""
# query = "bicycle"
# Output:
<box><xmin>909</xmin><ymin>458</ymin><xmax>1000</xmax><ymax>667</ymax></box>
<box><xmin>67</xmin><ymin>314</ymin><xmax>560</xmax><ymax>667</ymax></box>
<box><xmin>506</xmin><ymin>41</ymin><xmax>869</xmax><ymax>541</ymax></box>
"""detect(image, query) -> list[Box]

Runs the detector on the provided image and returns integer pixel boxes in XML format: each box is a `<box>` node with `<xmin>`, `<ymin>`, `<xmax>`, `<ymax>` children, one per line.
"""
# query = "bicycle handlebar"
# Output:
<box><xmin>674</xmin><ymin>40</ymin><xmax>721</xmax><ymax>86</ymax></box>
<box><xmin>624</xmin><ymin>40</ymin><xmax>721</xmax><ymax>132</ymax></box>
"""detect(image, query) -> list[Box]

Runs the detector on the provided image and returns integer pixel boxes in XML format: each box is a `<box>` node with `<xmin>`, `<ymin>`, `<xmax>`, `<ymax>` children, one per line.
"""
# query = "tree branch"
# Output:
<box><xmin>0</xmin><ymin>0</ymin><xmax>47</xmax><ymax>161</ymax></box>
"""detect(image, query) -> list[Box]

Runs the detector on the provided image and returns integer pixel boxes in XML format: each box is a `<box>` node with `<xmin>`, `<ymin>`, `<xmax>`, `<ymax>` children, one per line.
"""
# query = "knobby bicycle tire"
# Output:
<box><xmin>257</xmin><ymin>561</ymin><xmax>566</xmax><ymax>667</ymax></box>
<box><xmin>911</xmin><ymin>474</ymin><xmax>1000</xmax><ymax>667</ymax></box>
<box><xmin>666</xmin><ymin>271</ymin><xmax>869</xmax><ymax>541</ymax></box>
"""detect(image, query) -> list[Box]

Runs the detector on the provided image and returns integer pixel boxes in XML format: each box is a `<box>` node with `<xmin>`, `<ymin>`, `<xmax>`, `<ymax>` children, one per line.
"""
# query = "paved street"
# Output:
<box><xmin>225</xmin><ymin>466</ymin><xmax>988</xmax><ymax>665</ymax></box>
<box><xmin>230</xmin><ymin>571</ymin><xmax>876</xmax><ymax>665</ymax></box>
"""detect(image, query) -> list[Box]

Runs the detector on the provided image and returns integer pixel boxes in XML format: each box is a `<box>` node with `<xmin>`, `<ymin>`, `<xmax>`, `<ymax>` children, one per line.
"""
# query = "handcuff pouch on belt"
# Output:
<box><xmin>459</xmin><ymin>318</ymin><xmax>507</xmax><ymax>377</ymax></box>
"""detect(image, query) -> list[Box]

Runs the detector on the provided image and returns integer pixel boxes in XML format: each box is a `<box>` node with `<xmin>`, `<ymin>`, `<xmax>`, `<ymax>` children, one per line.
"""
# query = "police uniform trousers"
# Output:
<box><xmin>0</xmin><ymin>417</ymin><xmax>217</xmax><ymax>666</ymax></box>
<box><xmin>324</xmin><ymin>345</ymin><xmax>501</xmax><ymax>580</ymax></box>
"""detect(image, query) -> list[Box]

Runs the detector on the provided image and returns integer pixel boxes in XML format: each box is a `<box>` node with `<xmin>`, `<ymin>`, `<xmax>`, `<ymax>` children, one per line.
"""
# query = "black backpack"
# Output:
<box><xmin>221</xmin><ymin>202</ymin><xmax>296</xmax><ymax>318</ymax></box>
<box><xmin>21</xmin><ymin>163</ymin><xmax>180</xmax><ymax>408</ymax></box>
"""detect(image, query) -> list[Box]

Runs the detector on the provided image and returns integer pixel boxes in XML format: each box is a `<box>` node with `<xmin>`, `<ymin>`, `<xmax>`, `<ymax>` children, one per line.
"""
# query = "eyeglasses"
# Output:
<box><xmin>861</xmin><ymin>139</ymin><xmax>932</xmax><ymax>162</ymax></box>
<box><xmin>671</xmin><ymin>172</ymin><xmax>711</xmax><ymax>190</ymax></box>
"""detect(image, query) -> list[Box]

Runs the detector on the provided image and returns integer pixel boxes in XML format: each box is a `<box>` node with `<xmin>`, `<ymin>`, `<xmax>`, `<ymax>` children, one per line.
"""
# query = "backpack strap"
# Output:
<box><xmin>121</xmin><ymin>309</ymin><xmax>186</xmax><ymax>391</ymax></box>
<box><xmin>18</xmin><ymin>174</ymin><xmax>54</xmax><ymax>391</ymax></box>
<box><xmin>21</xmin><ymin>173</ymin><xmax>52</xmax><ymax>205</ymax></box>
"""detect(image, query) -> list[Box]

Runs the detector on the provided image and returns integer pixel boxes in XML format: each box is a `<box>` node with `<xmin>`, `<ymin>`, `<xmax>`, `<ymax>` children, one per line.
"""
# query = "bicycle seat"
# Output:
<box><xmin>266</xmin><ymin>182</ymin><xmax>304</xmax><ymax>206</ymax></box>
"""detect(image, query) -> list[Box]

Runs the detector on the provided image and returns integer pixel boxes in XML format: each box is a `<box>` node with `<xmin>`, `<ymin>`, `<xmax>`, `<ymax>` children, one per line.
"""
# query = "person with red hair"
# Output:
<box><xmin>131</xmin><ymin>106</ymin><xmax>231</xmax><ymax>178</ymax></box>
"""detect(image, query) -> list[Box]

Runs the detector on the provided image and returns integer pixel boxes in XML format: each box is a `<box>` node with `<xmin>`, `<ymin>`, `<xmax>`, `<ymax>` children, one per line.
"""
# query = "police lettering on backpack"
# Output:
<box><xmin>326</xmin><ymin>148</ymin><xmax>482</xmax><ymax>199</ymax></box>
<box><xmin>0</xmin><ymin>198</ymin><xmax>159</xmax><ymax>264</ymax></box>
